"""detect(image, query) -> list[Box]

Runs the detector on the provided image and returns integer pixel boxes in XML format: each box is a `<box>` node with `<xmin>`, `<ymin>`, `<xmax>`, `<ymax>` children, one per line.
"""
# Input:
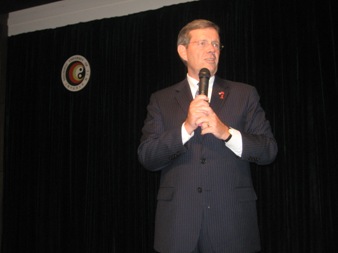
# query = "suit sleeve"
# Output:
<box><xmin>240</xmin><ymin>87</ymin><xmax>278</xmax><ymax>165</ymax></box>
<box><xmin>137</xmin><ymin>93</ymin><xmax>187</xmax><ymax>171</ymax></box>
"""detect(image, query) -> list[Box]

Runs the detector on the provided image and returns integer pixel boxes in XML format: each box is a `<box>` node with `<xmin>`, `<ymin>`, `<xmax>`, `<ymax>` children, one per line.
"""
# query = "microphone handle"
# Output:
<box><xmin>199</xmin><ymin>76</ymin><xmax>209</xmax><ymax>95</ymax></box>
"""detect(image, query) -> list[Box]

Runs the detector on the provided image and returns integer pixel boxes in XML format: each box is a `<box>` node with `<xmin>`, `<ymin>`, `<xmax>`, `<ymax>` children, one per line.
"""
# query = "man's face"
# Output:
<box><xmin>178</xmin><ymin>28</ymin><xmax>221</xmax><ymax>80</ymax></box>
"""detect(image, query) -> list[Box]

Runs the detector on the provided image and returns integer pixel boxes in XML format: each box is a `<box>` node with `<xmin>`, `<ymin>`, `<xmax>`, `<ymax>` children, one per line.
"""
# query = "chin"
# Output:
<box><xmin>205</xmin><ymin>64</ymin><xmax>217</xmax><ymax>74</ymax></box>
<box><xmin>210</xmin><ymin>68</ymin><xmax>217</xmax><ymax>76</ymax></box>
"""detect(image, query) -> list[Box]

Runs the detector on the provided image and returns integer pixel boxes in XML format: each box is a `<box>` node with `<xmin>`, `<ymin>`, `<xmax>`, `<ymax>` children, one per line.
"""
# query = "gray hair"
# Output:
<box><xmin>177</xmin><ymin>19</ymin><xmax>220</xmax><ymax>47</ymax></box>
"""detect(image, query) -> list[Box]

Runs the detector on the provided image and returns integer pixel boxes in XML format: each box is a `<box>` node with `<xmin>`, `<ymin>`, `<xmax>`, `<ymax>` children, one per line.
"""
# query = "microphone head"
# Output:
<box><xmin>199</xmin><ymin>68</ymin><xmax>211</xmax><ymax>79</ymax></box>
<box><xmin>198</xmin><ymin>68</ymin><xmax>210</xmax><ymax>96</ymax></box>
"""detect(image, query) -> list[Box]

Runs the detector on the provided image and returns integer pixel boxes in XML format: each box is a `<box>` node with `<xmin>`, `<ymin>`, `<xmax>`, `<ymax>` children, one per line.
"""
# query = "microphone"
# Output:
<box><xmin>198</xmin><ymin>68</ymin><xmax>211</xmax><ymax>96</ymax></box>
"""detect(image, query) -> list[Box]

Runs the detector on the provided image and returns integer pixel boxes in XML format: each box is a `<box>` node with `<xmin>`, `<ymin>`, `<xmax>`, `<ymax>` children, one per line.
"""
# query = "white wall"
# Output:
<box><xmin>8</xmin><ymin>0</ymin><xmax>196</xmax><ymax>36</ymax></box>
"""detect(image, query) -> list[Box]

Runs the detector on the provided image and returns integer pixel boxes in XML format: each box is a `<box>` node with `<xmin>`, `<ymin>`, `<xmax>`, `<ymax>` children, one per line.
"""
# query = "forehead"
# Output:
<box><xmin>189</xmin><ymin>28</ymin><xmax>220</xmax><ymax>41</ymax></box>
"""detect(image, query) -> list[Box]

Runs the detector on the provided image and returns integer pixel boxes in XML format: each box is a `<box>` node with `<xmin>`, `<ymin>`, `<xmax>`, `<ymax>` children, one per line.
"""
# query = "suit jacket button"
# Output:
<box><xmin>200</xmin><ymin>158</ymin><xmax>206</xmax><ymax>164</ymax></box>
<box><xmin>197</xmin><ymin>187</ymin><xmax>202</xmax><ymax>193</ymax></box>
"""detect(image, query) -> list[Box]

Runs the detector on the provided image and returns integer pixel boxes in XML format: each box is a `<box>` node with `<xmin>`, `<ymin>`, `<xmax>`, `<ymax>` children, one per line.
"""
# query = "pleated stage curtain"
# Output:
<box><xmin>3</xmin><ymin>0</ymin><xmax>337</xmax><ymax>252</ymax></box>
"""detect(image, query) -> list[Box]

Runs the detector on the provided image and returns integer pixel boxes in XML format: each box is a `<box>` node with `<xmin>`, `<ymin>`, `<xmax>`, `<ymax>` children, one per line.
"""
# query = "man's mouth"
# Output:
<box><xmin>205</xmin><ymin>57</ymin><xmax>216</xmax><ymax>64</ymax></box>
<box><xmin>205</xmin><ymin>54</ymin><xmax>216</xmax><ymax>63</ymax></box>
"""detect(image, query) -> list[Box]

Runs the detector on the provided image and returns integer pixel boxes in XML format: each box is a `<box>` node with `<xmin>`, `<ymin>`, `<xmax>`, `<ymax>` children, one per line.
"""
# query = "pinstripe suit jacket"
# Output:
<box><xmin>138</xmin><ymin>77</ymin><xmax>277</xmax><ymax>253</ymax></box>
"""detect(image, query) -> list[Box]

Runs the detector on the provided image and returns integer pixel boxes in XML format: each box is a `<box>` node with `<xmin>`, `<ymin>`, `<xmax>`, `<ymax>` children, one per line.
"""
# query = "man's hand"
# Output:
<box><xmin>184</xmin><ymin>94</ymin><xmax>231</xmax><ymax>140</ymax></box>
<box><xmin>184</xmin><ymin>94</ymin><xmax>210</xmax><ymax>134</ymax></box>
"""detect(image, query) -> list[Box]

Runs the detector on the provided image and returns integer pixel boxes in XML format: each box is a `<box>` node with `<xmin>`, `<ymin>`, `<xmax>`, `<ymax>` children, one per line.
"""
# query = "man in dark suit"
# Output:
<box><xmin>138</xmin><ymin>19</ymin><xmax>277</xmax><ymax>253</ymax></box>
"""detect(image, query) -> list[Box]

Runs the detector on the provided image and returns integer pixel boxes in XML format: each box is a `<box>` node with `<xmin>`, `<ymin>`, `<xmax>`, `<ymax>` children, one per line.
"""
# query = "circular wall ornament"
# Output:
<box><xmin>61</xmin><ymin>55</ymin><xmax>91</xmax><ymax>92</ymax></box>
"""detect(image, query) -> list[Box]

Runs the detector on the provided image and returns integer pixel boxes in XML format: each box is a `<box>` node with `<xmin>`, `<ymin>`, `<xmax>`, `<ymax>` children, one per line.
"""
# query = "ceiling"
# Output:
<box><xmin>0</xmin><ymin>0</ymin><xmax>62</xmax><ymax>14</ymax></box>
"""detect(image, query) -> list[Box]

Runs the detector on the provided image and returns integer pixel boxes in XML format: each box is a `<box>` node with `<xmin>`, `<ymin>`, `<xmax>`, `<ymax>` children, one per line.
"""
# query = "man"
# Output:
<box><xmin>138</xmin><ymin>19</ymin><xmax>277</xmax><ymax>253</ymax></box>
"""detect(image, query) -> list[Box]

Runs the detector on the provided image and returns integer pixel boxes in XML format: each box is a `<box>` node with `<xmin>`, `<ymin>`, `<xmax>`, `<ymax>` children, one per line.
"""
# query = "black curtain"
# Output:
<box><xmin>3</xmin><ymin>0</ymin><xmax>338</xmax><ymax>252</ymax></box>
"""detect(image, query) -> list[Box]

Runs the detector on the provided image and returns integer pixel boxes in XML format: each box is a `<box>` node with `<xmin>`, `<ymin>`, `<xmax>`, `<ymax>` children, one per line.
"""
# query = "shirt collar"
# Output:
<box><xmin>187</xmin><ymin>73</ymin><xmax>215</xmax><ymax>99</ymax></box>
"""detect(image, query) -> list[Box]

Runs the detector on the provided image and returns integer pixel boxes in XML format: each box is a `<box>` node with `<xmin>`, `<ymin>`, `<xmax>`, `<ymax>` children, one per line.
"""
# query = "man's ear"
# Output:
<box><xmin>177</xmin><ymin>45</ymin><xmax>187</xmax><ymax>62</ymax></box>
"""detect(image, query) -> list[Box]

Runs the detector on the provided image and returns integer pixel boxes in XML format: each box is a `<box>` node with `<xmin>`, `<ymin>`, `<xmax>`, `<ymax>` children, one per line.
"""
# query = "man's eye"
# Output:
<box><xmin>199</xmin><ymin>41</ymin><xmax>206</xmax><ymax>46</ymax></box>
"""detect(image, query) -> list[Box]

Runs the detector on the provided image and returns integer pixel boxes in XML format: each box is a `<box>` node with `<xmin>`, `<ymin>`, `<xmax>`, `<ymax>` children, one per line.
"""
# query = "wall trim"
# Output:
<box><xmin>8</xmin><ymin>0</ymin><xmax>196</xmax><ymax>36</ymax></box>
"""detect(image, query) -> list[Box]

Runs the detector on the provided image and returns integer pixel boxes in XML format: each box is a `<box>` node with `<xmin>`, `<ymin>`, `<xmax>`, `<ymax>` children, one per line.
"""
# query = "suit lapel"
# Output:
<box><xmin>201</xmin><ymin>78</ymin><xmax>230</xmax><ymax>143</ymax></box>
<box><xmin>174</xmin><ymin>79</ymin><xmax>193</xmax><ymax>116</ymax></box>
<box><xmin>210</xmin><ymin>77</ymin><xmax>229</xmax><ymax>114</ymax></box>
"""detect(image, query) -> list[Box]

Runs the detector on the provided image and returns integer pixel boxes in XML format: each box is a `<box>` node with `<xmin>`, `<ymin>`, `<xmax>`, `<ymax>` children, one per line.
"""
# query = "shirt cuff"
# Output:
<box><xmin>225</xmin><ymin>128</ymin><xmax>243</xmax><ymax>157</ymax></box>
<box><xmin>182</xmin><ymin>122</ymin><xmax>194</xmax><ymax>145</ymax></box>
